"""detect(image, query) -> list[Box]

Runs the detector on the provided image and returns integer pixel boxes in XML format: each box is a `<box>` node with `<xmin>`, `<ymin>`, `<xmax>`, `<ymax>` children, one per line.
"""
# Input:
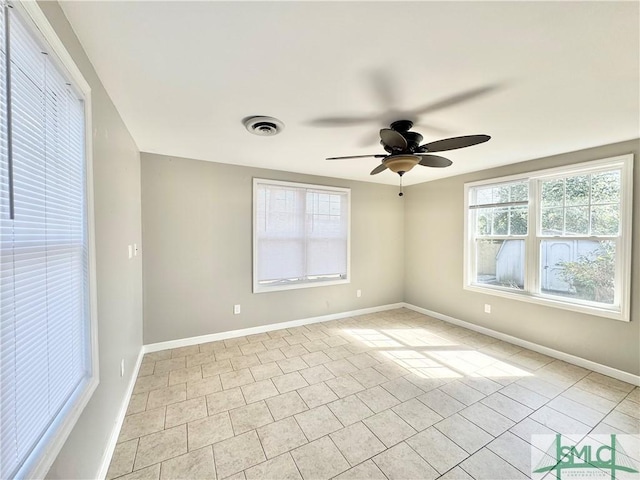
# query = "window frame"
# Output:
<box><xmin>4</xmin><ymin>2</ymin><xmax>98</xmax><ymax>478</ymax></box>
<box><xmin>252</xmin><ymin>178</ymin><xmax>351</xmax><ymax>293</ymax></box>
<box><xmin>463</xmin><ymin>154</ymin><xmax>633</xmax><ymax>322</ymax></box>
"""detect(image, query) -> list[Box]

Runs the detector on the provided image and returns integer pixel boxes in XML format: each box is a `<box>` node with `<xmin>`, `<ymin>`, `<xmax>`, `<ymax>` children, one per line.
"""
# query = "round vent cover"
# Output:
<box><xmin>243</xmin><ymin>116</ymin><xmax>285</xmax><ymax>136</ymax></box>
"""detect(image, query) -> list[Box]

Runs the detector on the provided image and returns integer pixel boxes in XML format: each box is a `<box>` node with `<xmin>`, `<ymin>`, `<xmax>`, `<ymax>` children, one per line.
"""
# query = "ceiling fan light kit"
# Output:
<box><xmin>384</xmin><ymin>155</ymin><xmax>420</xmax><ymax>174</ymax></box>
<box><xmin>326</xmin><ymin>119</ymin><xmax>491</xmax><ymax>196</ymax></box>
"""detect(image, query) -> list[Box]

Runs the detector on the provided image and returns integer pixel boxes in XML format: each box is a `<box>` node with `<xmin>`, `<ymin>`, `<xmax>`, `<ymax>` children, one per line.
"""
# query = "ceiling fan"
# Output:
<box><xmin>326</xmin><ymin>120</ymin><xmax>490</xmax><ymax>195</ymax></box>
<box><xmin>308</xmin><ymin>69</ymin><xmax>499</xmax><ymax>147</ymax></box>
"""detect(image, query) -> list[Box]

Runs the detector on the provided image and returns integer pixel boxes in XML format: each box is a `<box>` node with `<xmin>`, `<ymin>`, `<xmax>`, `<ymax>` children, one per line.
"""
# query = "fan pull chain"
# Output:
<box><xmin>398</xmin><ymin>175</ymin><xmax>404</xmax><ymax>197</ymax></box>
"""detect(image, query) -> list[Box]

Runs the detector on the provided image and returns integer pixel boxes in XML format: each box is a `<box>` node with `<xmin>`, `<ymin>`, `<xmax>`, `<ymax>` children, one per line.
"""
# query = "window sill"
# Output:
<box><xmin>463</xmin><ymin>283</ymin><xmax>628</xmax><ymax>322</ymax></box>
<box><xmin>18</xmin><ymin>374</ymin><xmax>99</xmax><ymax>479</ymax></box>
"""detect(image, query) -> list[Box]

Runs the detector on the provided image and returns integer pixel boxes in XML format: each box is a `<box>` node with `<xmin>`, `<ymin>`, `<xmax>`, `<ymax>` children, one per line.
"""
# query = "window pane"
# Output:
<box><xmin>474</xmin><ymin>239</ymin><xmax>524</xmax><ymax>289</ymax></box>
<box><xmin>492</xmin><ymin>208</ymin><xmax>508</xmax><ymax>235</ymax></box>
<box><xmin>470</xmin><ymin>181</ymin><xmax>528</xmax><ymax>207</ymax></box>
<box><xmin>256</xmin><ymin>186</ymin><xmax>305</xmax><ymax>283</ymax></box>
<box><xmin>476</xmin><ymin>209</ymin><xmax>491</xmax><ymax>236</ymax></box>
<box><xmin>591</xmin><ymin>171</ymin><xmax>620</xmax><ymax>204</ymax></box>
<box><xmin>474</xmin><ymin>187</ymin><xmax>493</xmax><ymax>205</ymax></box>
<box><xmin>541</xmin><ymin>207</ymin><xmax>563</xmax><ymax>233</ymax></box>
<box><xmin>257</xmin><ymin>240</ymin><xmax>305</xmax><ymax>282</ymax></box>
<box><xmin>477</xmin><ymin>206</ymin><xmax>527</xmax><ymax>236</ymax></box>
<box><xmin>540</xmin><ymin>168</ymin><xmax>622</xmax><ymax>237</ymax></box>
<box><xmin>565</xmin><ymin>175</ymin><xmax>590</xmax><ymax>206</ymax></box>
<box><xmin>591</xmin><ymin>204</ymin><xmax>619</xmax><ymax>235</ymax></box>
<box><xmin>511</xmin><ymin>182</ymin><xmax>528</xmax><ymax>202</ymax></box>
<box><xmin>509</xmin><ymin>206</ymin><xmax>528</xmax><ymax>235</ymax></box>
<box><xmin>565</xmin><ymin>206</ymin><xmax>589</xmax><ymax>235</ymax></box>
<box><xmin>541</xmin><ymin>240</ymin><xmax>615</xmax><ymax>305</ymax></box>
<box><xmin>307</xmin><ymin>191</ymin><xmax>348</xmax><ymax>277</ymax></box>
<box><xmin>541</xmin><ymin>179</ymin><xmax>564</xmax><ymax>207</ymax></box>
<box><xmin>493</xmin><ymin>185</ymin><xmax>510</xmax><ymax>204</ymax></box>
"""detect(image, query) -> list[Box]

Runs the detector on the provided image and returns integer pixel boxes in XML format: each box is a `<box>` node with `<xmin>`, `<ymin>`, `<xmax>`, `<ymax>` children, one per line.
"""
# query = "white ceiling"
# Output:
<box><xmin>59</xmin><ymin>1</ymin><xmax>639</xmax><ymax>186</ymax></box>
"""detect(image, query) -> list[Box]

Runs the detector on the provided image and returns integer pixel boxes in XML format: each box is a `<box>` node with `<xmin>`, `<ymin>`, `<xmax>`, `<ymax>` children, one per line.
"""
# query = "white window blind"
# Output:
<box><xmin>253</xmin><ymin>179</ymin><xmax>350</xmax><ymax>292</ymax></box>
<box><xmin>1</xmin><ymin>4</ymin><xmax>91</xmax><ymax>479</ymax></box>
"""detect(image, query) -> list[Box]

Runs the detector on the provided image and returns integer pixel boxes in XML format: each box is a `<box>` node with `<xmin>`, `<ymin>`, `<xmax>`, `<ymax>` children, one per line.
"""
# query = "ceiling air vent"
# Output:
<box><xmin>243</xmin><ymin>116</ymin><xmax>284</xmax><ymax>136</ymax></box>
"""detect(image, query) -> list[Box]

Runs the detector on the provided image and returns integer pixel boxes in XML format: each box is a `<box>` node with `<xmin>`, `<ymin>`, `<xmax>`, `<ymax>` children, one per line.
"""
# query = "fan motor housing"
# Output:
<box><xmin>243</xmin><ymin>116</ymin><xmax>284</xmax><ymax>136</ymax></box>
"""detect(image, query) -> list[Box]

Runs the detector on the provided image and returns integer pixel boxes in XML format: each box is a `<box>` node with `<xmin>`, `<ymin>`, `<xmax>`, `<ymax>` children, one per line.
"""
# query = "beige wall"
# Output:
<box><xmin>39</xmin><ymin>3</ymin><xmax>144</xmax><ymax>479</ymax></box>
<box><xmin>141</xmin><ymin>153</ymin><xmax>405</xmax><ymax>344</ymax></box>
<box><xmin>405</xmin><ymin>139</ymin><xmax>640</xmax><ymax>375</ymax></box>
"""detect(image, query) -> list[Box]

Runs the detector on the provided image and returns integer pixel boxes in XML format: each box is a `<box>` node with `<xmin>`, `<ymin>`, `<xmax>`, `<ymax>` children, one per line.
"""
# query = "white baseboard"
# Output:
<box><xmin>143</xmin><ymin>303</ymin><xmax>405</xmax><ymax>354</ymax></box>
<box><xmin>144</xmin><ymin>301</ymin><xmax>639</xmax><ymax>385</ymax></box>
<box><xmin>403</xmin><ymin>303</ymin><xmax>640</xmax><ymax>387</ymax></box>
<box><xmin>97</xmin><ymin>348</ymin><xmax>145</xmax><ymax>480</ymax></box>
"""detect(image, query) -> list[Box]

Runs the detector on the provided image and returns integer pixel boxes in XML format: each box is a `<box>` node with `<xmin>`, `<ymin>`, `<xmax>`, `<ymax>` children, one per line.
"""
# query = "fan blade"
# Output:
<box><xmin>418</xmin><ymin>155</ymin><xmax>453</xmax><ymax>168</ymax></box>
<box><xmin>307</xmin><ymin>116</ymin><xmax>376</xmax><ymax>127</ymax></box>
<box><xmin>413</xmin><ymin>122</ymin><xmax>451</xmax><ymax>136</ymax></box>
<box><xmin>411</xmin><ymin>85</ymin><xmax>499</xmax><ymax>116</ymax></box>
<box><xmin>380</xmin><ymin>129</ymin><xmax>407</xmax><ymax>150</ymax></box>
<box><xmin>326</xmin><ymin>154</ymin><xmax>386</xmax><ymax>160</ymax></box>
<box><xmin>421</xmin><ymin>134</ymin><xmax>490</xmax><ymax>153</ymax></box>
<box><xmin>358</xmin><ymin>130</ymin><xmax>382</xmax><ymax>148</ymax></box>
<box><xmin>369</xmin><ymin>68</ymin><xmax>398</xmax><ymax>109</ymax></box>
<box><xmin>370</xmin><ymin>163</ymin><xmax>388</xmax><ymax>175</ymax></box>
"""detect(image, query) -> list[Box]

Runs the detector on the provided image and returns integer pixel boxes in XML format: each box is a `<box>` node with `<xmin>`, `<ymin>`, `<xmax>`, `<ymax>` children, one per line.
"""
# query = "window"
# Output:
<box><xmin>0</xmin><ymin>3</ymin><xmax>96</xmax><ymax>479</ymax></box>
<box><xmin>253</xmin><ymin>179</ymin><xmax>350</xmax><ymax>292</ymax></box>
<box><xmin>464</xmin><ymin>155</ymin><xmax>633</xmax><ymax>321</ymax></box>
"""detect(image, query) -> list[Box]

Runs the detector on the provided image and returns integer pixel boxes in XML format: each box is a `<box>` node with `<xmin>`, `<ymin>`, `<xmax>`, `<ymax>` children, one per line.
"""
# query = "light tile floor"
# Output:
<box><xmin>107</xmin><ymin>308</ymin><xmax>640</xmax><ymax>480</ymax></box>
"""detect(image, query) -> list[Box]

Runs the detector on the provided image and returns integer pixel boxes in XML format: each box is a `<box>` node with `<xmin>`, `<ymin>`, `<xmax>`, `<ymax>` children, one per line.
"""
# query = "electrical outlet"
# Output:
<box><xmin>120</xmin><ymin>359</ymin><xmax>125</xmax><ymax>377</ymax></box>
<box><xmin>484</xmin><ymin>304</ymin><xmax>491</xmax><ymax>314</ymax></box>
<box><xmin>356</xmin><ymin>289</ymin><xmax>362</xmax><ymax>298</ymax></box>
<box><xmin>234</xmin><ymin>304</ymin><xmax>241</xmax><ymax>315</ymax></box>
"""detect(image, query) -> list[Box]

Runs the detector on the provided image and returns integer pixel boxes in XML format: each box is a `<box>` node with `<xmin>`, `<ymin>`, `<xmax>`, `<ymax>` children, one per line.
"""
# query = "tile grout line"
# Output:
<box><xmin>112</xmin><ymin>310</ymin><xmax>637</xmax><ymax>480</ymax></box>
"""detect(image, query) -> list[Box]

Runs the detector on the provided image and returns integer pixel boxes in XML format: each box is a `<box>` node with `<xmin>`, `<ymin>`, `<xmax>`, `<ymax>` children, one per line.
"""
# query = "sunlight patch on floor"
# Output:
<box><xmin>381</xmin><ymin>350</ymin><xmax>462</xmax><ymax>378</ymax></box>
<box><xmin>471</xmin><ymin>360</ymin><xmax>533</xmax><ymax>378</ymax></box>
<box><xmin>381</xmin><ymin>328</ymin><xmax>458</xmax><ymax>347</ymax></box>
<box><xmin>427</xmin><ymin>350</ymin><xmax>496</xmax><ymax>374</ymax></box>
<box><xmin>342</xmin><ymin>329</ymin><xmax>403</xmax><ymax>348</ymax></box>
<box><xmin>341</xmin><ymin>325</ymin><xmax>532</xmax><ymax>380</ymax></box>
